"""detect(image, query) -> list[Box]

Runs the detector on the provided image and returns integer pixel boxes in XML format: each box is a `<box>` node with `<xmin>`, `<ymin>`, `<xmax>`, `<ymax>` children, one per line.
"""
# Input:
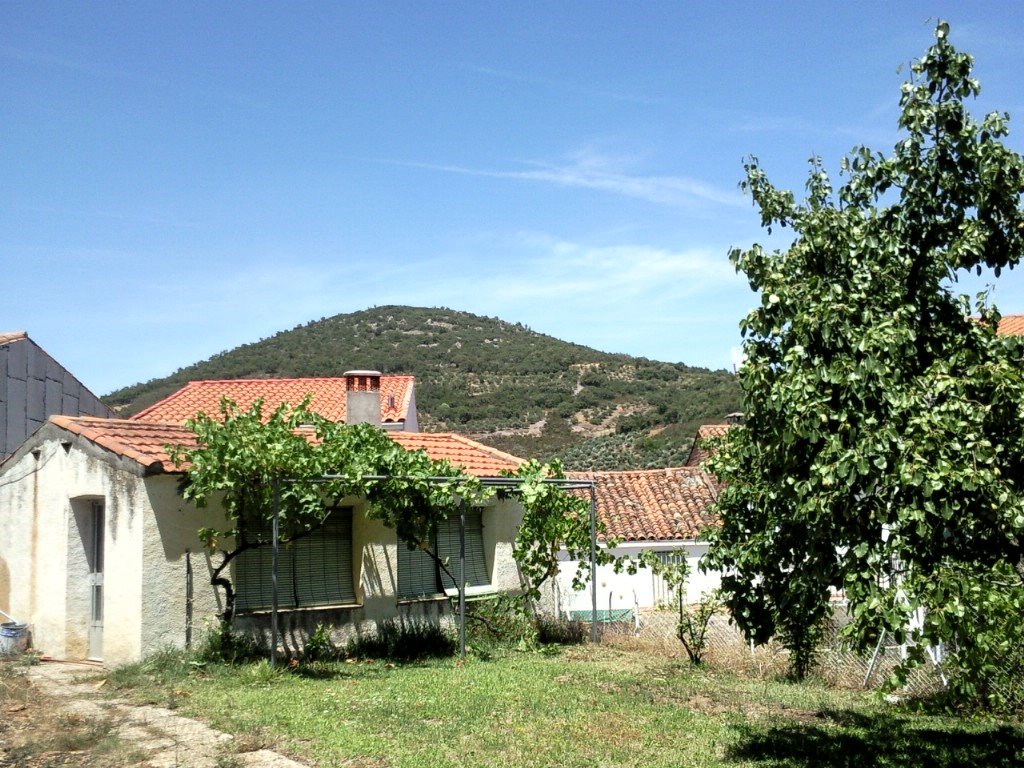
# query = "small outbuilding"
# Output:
<box><xmin>554</xmin><ymin>466</ymin><xmax>721</xmax><ymax>620</ymax></box>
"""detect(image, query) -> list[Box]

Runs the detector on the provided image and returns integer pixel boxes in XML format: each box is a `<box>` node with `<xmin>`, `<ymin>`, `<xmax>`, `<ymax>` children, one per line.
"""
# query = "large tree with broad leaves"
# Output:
<box><xmin>705</xmin><ymin>23</ymin><xmax>1024</xmax><ymax>694</ymax></box>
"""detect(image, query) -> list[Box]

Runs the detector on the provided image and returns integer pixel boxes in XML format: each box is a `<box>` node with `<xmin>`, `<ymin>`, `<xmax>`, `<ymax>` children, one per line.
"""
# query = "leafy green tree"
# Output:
<box><xmin>705</xmin><ymin>23</ymin><xmax>1024</xmax><ymax>685</ymax></box>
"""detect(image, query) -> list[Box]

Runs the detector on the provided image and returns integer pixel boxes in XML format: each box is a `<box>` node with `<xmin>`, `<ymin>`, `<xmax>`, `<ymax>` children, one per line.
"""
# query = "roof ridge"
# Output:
<box><xmin>443</xmin><ymin>432</ymin><xmax>526</xmax><ymax>466</ymax></box>
<box><xmin>48</xmin><ymin>418</ymin><xmax>518</xmax><ymax>477</ymax></box>
<box><xmin>132</xmin><ymin>376</ymin><xmax>415</xmax><ymax>424</ymax></box>
<box><xmin>63</xmin><ymin>414</ymin><xmax>182</xmax><ymax>427</ymax></box>
<box><xmin>183</xmin><ymin>375</ymin><xmax>414</xmax><ymax>384</ymax></box>
<box><xmin>571</xmin><ymin>466</ymin><xmax>700</xmax><ymax>477</ymax></box>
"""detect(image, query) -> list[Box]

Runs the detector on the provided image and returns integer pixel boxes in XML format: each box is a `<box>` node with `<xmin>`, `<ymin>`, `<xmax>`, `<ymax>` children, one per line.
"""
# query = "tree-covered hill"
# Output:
<box><xmin>105</xmin><ymin>306</ymin><xmax>740</xmax><ymax>469</ymax></box>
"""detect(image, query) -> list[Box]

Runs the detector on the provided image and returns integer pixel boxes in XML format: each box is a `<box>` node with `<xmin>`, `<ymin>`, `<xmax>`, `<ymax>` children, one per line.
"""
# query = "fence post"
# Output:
<box><xmin>185</xmin><ymin>549</ymin><xmax>193</xmax><ymax>649</ymax></box>
<box><xmin>589</xmin><ymin>485</ymin><xmax>598</xmax><ymax>643</ymax></box>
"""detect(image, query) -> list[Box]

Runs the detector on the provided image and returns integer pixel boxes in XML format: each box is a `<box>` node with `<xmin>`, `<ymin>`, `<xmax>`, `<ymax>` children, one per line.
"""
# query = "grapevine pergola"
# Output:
<box><xmin>267</xmin><ymin>474</ymin><xmax>600</xmax><ymax>666</ymax></box>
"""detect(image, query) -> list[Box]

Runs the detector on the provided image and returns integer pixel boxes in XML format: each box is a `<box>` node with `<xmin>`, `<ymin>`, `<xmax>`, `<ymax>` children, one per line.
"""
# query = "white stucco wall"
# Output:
<box><xmin>0</xmin><ymin>430</ymin><xmax>151</xmax><ymax>664</ymax></box>
<box><xmin>482</xmin><ymin>497</ymin><xmax>524</xmax><ymax>592</ymax></box>
<box><xmin>0</xmin><ymin>432</ymin><xmax>230</xmax><ymax>665</ymax></box>
<box><xmin>140</xmin><ymin>476</ymin><xmax>223</xmax><ymax>655</ymax></box>
<box><xmin>554</xmin><ymin>541</ymin><xmax>721</xmax><ymax>619</ymax></box>
<box><xmin>0</xmin><ymin>441</ymin><xmax>66</xmax><ymax>655</ymax></box>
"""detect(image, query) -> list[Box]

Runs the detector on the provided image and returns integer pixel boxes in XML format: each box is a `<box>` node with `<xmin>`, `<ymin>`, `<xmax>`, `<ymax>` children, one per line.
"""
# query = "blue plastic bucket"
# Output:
<box><xmin>0</xmin><ymin>622</ymin><xmax>29</xmax><ymax>656</ymax></box>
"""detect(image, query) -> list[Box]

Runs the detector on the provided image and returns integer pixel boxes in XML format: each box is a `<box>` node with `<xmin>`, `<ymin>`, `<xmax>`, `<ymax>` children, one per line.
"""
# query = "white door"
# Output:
<box><xmin>87</xmin><ymin>501</ymin><xmax>104</xmax><ymax>661</ymax></box>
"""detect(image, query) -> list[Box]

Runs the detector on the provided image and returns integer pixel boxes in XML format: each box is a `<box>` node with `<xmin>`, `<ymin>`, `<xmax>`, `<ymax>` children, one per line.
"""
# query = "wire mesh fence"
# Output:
<box><xmin>600</xmin><ymin>603</ymin><xmax>952</xmax><ymax>696</ymax></box>
<box><xmin>950</xmin><ymin>596</ymin><xmax>1024</xmax><ymax>712</ymax></box>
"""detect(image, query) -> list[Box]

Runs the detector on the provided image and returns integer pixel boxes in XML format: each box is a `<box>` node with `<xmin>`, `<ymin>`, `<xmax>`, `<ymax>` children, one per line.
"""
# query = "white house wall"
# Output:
<box><xmin>232</xmin><ymin>496</ymin><xmax>526</xmax><ymax>652</ymax></box>
<box><xmin>482</xmin><ymin>497</ymin><xmax>523</xmax><ymax>592</ymax></box>
<box><xmin>554</xmin><ymin>542</ymin><xmax>721</xmax><ymax>618</ymax></box>
<box><xmin>0</xmin><ymin>441</ymin><xmax>68</xmax><ymax>656</ymax></box>
<box><xmin>0</xmin><ymin>432</ymin><xmax>150</xmax><ymax>664</ymax></box>
<box><xmin>140</xmin><ymin>476</ymin><xmax>222</xmax><ymax>655</ymax></box>
<box><xmin>0</xmin><ymin>433</ymin><xmax>225</xmax><ymax>665</ymax></box>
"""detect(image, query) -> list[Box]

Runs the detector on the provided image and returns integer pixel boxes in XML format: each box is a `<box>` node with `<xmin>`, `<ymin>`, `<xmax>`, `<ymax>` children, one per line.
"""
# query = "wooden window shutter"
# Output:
<box><xmin>437</xmin><ymin>508</ymin><xmax>489</xmax><ymax>591</ymax></box>
<box><xmin>234</xmin><ymin>525</ymin><xmax>297</xmax><ymax>612</ymax></box>
<box><xmin>233</xmin><ymin>508</ymin><xmax>355</xmax><ymax>611</ymax></box>
<box><xmin>292</xmin><ymin>509</ymin><xmax>355</xmax><ymax>607</ymax></box>
<box><xmin>397</xmin><ymin>537</ymin><xmax>441</xmax><ymax>598</ymax></box>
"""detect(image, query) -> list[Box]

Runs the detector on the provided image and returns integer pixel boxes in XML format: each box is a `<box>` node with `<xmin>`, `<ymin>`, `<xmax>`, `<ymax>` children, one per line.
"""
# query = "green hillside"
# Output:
<box><xmin>105</xmin><ymin>306</ymin><xmax>741</xmax><ymax>470</ymax></box>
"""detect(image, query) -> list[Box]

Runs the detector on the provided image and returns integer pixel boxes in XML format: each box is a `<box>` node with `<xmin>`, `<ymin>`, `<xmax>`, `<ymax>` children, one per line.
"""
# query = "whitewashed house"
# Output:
<box><xmin>553</xmin><ymin>467</ymin><xmax>722</xmax><ymax>622</ymax></box>
<box><xmin>0</xmin><ymin>373</ymin><xmax>527</xmax><ymax>665</ymax></box>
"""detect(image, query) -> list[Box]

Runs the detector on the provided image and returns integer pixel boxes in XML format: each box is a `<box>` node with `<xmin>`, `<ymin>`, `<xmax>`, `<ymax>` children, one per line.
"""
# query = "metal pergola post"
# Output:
<box><xmin>459</xmin><ymin>499</ymin><xmax>467</xmax><ymax>657</ymax></box>
<box><xmin>271</xmin><ymin>481</ymin><xmax>281</xmax><ymax>669</ymax></box>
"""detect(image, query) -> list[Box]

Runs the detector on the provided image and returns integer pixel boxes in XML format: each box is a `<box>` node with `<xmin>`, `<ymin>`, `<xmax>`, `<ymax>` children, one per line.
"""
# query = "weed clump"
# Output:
<box><xmin>344</xmin><ymin>619</ymin><xmax>456</xmax><ymax>661</ymax></box>
<box><xmin>535</xmin><ymin>615</ymin><xmax>588</xmax><ymax>645</ymax></box>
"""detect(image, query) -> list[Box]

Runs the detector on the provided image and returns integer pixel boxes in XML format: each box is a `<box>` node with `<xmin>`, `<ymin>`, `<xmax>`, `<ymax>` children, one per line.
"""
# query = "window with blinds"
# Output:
<box><xmin>397</xmin><ymin>508</ymin><xmax>490</xmax><ymax>599</ymax></box>
<box><xmin>234</xmin><ymin>508</ymin><xmax>355</xmax><ymax>612</ymax></box>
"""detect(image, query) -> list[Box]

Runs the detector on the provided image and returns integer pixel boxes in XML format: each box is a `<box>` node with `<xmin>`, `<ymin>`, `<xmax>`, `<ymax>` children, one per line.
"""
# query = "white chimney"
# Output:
<box><xmin>343</xmin><ymin>370</ymin><xmax>382</xmax><ymax>426</ymax></box>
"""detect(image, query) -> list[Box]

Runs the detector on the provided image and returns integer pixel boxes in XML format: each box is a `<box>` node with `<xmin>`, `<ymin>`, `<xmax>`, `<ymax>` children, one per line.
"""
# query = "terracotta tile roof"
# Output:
<box><xmin>570</xmin><ymin>467</ymin><xmax>719</xmax><ymax>543</ymax></box>
<box><xmin>389</xmin><ymin>432</ymin><xmax>523</xmax><ymax>476</ymax></box>
<box><xmin>0</xmin><ymin>331</ymin><xmax>27</xmax><ymax>346</ymax></box>
<box><xmin>996</xmin><ymin>314</ymin><xmax>1024</xmax><ymax>336</ymax></box>
<box><xmin>131</xmin><ymin>377</ymin><xmax>414</xmax><ymax>425</ymax></box>
<box><xmin>47</xmin><ymin>417</ymin><xmax>521</xmax><ymax>478</ymax></box>
<box><xmin>51</xmin><ymin>416</ymin><xmax>197</xmax><ymax>473</ymax></box>
<box><xmin>685</xmin><ymin>423</ymin><xmax>734</xmax><ymax>467</ymax></box>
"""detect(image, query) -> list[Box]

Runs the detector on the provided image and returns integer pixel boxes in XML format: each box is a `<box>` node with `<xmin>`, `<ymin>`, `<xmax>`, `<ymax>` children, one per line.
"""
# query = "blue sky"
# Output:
<box><xmin>4</xmin><ymin>2</ymin><xmax>1024</xmax><ymax>395</ymax></box>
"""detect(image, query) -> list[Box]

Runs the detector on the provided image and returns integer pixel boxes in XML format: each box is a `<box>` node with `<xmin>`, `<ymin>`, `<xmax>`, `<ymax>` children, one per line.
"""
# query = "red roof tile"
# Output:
<box><xmin>685</xmin><ymin>423</ymin><xmax>734</xmax><ymax>467</ymax></box>
<box><xmin>49</xmin><ymin>416</ymin><xmax>521</xmax><ymax>478</ymax></box>
<box><xmin>996</xmin><ymin>314</ymin><xmax>1024</xmax><ymax>336</ymax></box>
<box><xmin>570</xmin><ymin>467</ymin><xmax>719</xmax><ymax>542</ymax></box>
<box><xmin>389</xmin><ymin>432</ymin><xmax>523</xmax><ymax>476</ymax></box>
<box><xmin>131</xmin><ymin>377</ymin><xmax>414</xmax><ymax>425</ymax></box>
<box><xmin>51</xmin><ymin>416</ymin><xmax>196</xmax><ymax>473</ymax></box>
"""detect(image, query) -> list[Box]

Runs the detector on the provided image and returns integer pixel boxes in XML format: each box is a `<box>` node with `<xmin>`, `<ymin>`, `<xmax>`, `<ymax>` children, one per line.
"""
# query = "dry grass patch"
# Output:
<box><xmin>0</xmin><ymin>660</ymin><xmax>147</xmax><ymax>767</ymax></box>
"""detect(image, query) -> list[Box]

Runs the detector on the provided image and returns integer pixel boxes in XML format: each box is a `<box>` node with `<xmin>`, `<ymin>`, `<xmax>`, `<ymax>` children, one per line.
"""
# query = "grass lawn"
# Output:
<box><xmin>107</xmin><ymin>645</ymin><xmax>1023</xmax><ymax>768</ymax></box>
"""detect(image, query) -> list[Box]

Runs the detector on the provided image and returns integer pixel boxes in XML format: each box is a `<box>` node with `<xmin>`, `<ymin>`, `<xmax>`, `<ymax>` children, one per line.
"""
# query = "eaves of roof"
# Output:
<box><xmin>43</xmin><ymin>416</ymin><xmax>522</xmax><ymax>478</ymax></box>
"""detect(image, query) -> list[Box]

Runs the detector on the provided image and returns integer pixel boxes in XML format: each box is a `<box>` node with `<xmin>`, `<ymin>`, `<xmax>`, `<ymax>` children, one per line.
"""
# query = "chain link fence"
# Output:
<box><xmin>952</xmin><ymin>596</ymin><xmax>1024</xmax><ymax>711</ymax></box>
<box><xmin>601</xmin><ymin>603</ymin><xmax>950</xmax><ymax>695</ymax></box>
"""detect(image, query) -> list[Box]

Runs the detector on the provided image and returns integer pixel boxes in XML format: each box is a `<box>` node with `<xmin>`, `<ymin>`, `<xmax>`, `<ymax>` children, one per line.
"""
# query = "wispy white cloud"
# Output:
<box><xmin>0</xmin><ymin>43</ymin><xmax>173</xmax><ymax>88</ymax></box>
<box><xmin>375</xmin><ymin>148</ymin><xmax>745</xmax><ymax>209</ymax></box>
<box><xmin>9</xmin><ymin>202</ymin><xmax>204</xmax><ymax>230</ymax></box>
<box><xmin>0</xmin><ymin>43</ymin><xmax>263</xmax><ymax>109</ymax></box>
<box><xmin>362</xmin><ymin>231</ymin><xmax>742</xmax><ymax>322</ymax></box>
<box><xmin>500</xmin><ymin>232</ymin><xmax>737</xmax><ymax>297</ymax></box>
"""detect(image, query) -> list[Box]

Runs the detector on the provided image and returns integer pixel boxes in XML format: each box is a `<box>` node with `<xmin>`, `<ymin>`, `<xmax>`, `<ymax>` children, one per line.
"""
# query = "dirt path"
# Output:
<box><xmin>2</xmin><ymin>660</ymin><xmax>308</xmax><ymax>767</ymax></box>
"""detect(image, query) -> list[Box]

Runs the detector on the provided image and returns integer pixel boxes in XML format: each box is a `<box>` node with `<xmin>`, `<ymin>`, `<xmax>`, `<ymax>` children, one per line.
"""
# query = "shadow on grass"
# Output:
<box><xmin>726</xmin><ymin>709</ymin><xmax>1024</xmax><ymax>768</ymax></box>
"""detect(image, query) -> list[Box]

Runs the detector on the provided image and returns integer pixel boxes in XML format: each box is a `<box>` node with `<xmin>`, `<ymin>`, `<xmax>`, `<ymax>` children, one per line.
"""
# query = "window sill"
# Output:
<box><xmin>445</xmin><ymin>585</ymin><xmax>498</xmax><ymax>599</ymax></box>
<box><xmin>396</xmin><ymin>595</ymin><xmax>449</xmax><ymax>606</ymax></box>
<box><xmin>236</xmin><ymin>603</ymin><xmax>362</xmax><ymax>616</ymax></box>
